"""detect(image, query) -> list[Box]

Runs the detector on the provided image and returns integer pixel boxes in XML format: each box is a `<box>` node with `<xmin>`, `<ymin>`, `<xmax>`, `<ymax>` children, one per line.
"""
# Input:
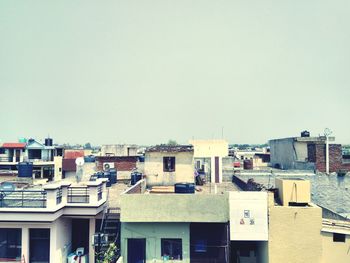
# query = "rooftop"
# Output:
<box><xmin>146</xmin><ymin>144</ymin><xmax>193</xmax><ymax>153</ymax></box>
<box><xmin>1</xmin><ymin>143</ymin><xmax>26</xmax><ymax>149</ymax></box>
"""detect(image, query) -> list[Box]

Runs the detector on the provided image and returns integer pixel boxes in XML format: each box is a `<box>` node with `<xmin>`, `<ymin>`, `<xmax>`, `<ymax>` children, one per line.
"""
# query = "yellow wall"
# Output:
<box><xmin>275</xmin><ymin>178</ymin><xmax>311</xmax><ymax>206</ymax></box>
<box><xmin>189</xmin><ymin>139</ymin><xmax>228</xmax><ymax>158</ymax></box>
<box><xmin>268</xmin><ymin>203</ymin><xmax>322</xmax><ymax>263</ymax></box>
<box><xmin>144</xmin><ymin>151</ymin><xmax>194</xmax><ymax>186</ymax></box>
<box><xmin>321</xmin><ymin>231</ymin><xmax>350</xmax><ymax>263</ymax></box>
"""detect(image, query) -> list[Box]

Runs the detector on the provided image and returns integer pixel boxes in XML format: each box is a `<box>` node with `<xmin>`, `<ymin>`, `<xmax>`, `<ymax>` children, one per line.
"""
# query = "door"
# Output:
<box><xmin>215</xmin><ymin>157</ymin><xmax>220</xmax><ymax>183</ymax></box>
<box><xmin>127</xmin><ymin>238</ymin><xmax>146</xmax><ymax>263</ymax></box>
<box><xmin>29</xmin><ymin>229</ymin><xmax>50</xmax><ymax>263</ymax></box>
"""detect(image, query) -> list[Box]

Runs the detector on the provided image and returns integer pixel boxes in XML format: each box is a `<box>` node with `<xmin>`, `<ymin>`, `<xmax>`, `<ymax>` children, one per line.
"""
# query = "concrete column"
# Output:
<box><xmin>89</xmin><ymin>218</ymin><xmax>96</xmax><ymax>263</ymax></box>
<box><xmin>219</xmin><ymin>156</ymin><xmax>223</xmax><ymax>183</ymax></box>
<box><xmin>326</xmin><ymin>139</ymin><xmax>330</xmax><ymax>174</ymax></box>
<box><xmin>210</xmin><ymin>156</ymin><xmax>215</xmax><ymax>183</ymax></box>
<box><xmin>12</xmin><ymin>150</ymin><xmax>16</xmax><ymax>162</ymax></box>
<box><xmin>21</xmin><ymin>227</ymin><xmax>29</xmax><ymax>262</ymax></box>
<box><xmin>41</xmin><ymin>166</ymin><xmax>44</xmax><ymax>179</ymax></box>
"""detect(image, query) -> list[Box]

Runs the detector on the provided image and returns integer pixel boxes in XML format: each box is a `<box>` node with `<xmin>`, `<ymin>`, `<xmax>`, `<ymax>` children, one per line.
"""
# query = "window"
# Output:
<box><xmin>0</xmin><ymin>228</ymin><xmax>22</xmax><ymax>261</ymax></box>
<box><xmin>0</xmin><ymin>148</ymin><xmax>5</xmax><ymax>154</ymax></box>
<box><xmin>194</xmin><ymin>239</ymin><xmax>207</xmax><ymax>253</ymax></box>
<box><xmin>333</xmin><ymin>233</ymin><xmax>346</xmax><ymax>242</ymax></box>
<box><xmin>161</xmin><ymin>238</ymin><xmax>182</xmax><ymax>260</ymax></box>
<box><xmin>163</xmin><ymin>157</ymin><xmax>175</xmax><ymax>172</ymax></box>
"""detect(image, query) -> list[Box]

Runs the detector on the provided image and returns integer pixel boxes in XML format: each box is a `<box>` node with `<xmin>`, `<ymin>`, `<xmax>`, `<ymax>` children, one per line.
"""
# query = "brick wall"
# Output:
<box><xmin>311</xmin><ymin>144</ymin><xmax>347</xmax><ymax>173</ymax></box>
<box><xmin>96</xmin><ymin>156</ymin><xmax>138</xmax><ymax>171</ymax></box>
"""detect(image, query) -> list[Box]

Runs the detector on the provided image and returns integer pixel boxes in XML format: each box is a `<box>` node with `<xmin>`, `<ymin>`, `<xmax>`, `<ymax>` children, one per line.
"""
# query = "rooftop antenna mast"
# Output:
<box><xmin>324</xmin><ymin>128</ymin><xmax>332</xmax><ymax>174</ymax></box>
<box><xmin>75</xmin><ymin>157</ymin><xmax>85</xmax><ymax>183</ymax></box>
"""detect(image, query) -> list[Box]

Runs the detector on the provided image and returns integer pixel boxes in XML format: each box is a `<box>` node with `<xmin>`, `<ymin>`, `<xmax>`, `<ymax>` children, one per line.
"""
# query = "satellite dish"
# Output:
<box><xmin>75</xmin><ymin>157</ymin><xmax>85</xmax><ymax>166</ymax></box>
<box><xmin>104</xmin><ymin>163</ymin><xmax>110</xmax><ymax>170</ymax></box>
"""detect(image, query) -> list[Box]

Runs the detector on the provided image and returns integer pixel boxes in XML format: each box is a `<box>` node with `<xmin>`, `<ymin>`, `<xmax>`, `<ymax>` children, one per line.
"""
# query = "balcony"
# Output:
<box><xmin>0</xmin><ymin>179</ymin><xmax>108</xmax><ymax>211</ymax></box>
<box><xmin>0</xmin><ymin>190</ymin><xmax>46</xmax><ymax>208</ymax></box>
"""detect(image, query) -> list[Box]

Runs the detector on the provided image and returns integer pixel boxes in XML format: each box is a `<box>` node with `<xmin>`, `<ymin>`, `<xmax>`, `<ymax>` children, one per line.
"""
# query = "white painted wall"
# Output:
<box><xmin>229</xmin><ymin>192</ymin><xmax>268</xmax><ymax>241</ymax></box>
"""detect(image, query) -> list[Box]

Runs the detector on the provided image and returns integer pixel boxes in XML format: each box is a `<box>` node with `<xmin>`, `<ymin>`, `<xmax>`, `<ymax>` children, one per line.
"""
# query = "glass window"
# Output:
<box><xmin>0</xmin><ymin>228</ymin><xmax>22</xmax><ymax>260</ymax></box>
<box><xmin>161</xmin><ymin>238</ymin><xmax>182</xmax><ymax>260</ymax></box>
<box><xmin>333</xmin><ymin>233</ymin><xmax>346</xmax><ymax>242</ymax></box>
<box><xmin>163</xmin><ymin>157</ymin><xmax>175</xmax><ymax>172</ymax></box>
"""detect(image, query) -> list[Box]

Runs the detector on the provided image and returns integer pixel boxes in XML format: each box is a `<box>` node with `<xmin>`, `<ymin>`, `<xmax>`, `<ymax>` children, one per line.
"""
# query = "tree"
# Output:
<box><xmin>84</xmin><ymin>142</ymin><xmax>92</xmax><ymax>149</ymax></box>
<box><xmin>167</xmin><ymin>139</ymin><xmax>178</xmax><ymax>145</ymax></box>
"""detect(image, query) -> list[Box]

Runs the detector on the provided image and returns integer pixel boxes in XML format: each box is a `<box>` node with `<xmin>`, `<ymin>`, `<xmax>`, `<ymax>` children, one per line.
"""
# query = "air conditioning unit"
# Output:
<box><xmin>103</xmin><ymin>162</ymin><xmax>114</xmax><ymax>170</ymax></box>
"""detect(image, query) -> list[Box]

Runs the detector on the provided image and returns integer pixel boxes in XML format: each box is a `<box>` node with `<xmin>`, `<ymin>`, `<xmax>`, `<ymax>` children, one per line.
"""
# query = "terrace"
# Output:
<box><xmin>0</xmin><ymin>178</ymin><xmax>108</xmax><ymax>217</ymax></box>
<box><xmin>120</xmin><ymin>179</ymin><xmax>240</xmax><ymax>223</ymax></box>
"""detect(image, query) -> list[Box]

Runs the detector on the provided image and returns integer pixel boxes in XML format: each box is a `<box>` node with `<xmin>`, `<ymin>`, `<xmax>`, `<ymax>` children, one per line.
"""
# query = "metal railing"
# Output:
<box><xmin>97</xmin><ymin>185</ymin><xmax>103</xmax><ymax>201</ymax></box>
<box><xmin>0</xmin><ymin>157</ymin><xmax>13</xmax><ymax>162</ymax></box>
<box><xmin>67</xmin><ymin>187</ymin><xmax>90</xmax><ymax>203</ymax></box>
<box><xmin>0</xmin><ymin>190</ymin><xmax>47</xmax><ymax>208</ymax></box>
<box><xmin>56</xmin><ymin>188</ymin><xmax>63</xmax><ymax>204</ymax></box>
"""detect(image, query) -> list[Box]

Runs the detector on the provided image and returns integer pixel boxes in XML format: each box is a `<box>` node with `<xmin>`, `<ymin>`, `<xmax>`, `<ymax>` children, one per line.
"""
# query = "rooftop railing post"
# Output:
<box><xmin>43</xmin><ymin>184</ymin><xmax>61</xmax><ymax>209</ymax></box>
<box><xmin>60</xmin><ymin>182</ymin><xmax>71</xmax><ymax>206</ymax></box>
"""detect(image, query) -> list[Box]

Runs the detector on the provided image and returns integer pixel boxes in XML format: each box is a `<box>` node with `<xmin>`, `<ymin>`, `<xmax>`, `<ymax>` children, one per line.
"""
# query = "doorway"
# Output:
<box><xmin>127</xmin><ymin>238</ymin><xmax>146</xmax><ymax>263</ymax></box>
<box><xmin>72</xmin><ymin>219</ymin><xmax>90</xmax><ymax>255</ymax></box>
<box><xmin>29</xmin><ymin>228</ymin><xmax>50</xmax><ymax>263</ymax></box>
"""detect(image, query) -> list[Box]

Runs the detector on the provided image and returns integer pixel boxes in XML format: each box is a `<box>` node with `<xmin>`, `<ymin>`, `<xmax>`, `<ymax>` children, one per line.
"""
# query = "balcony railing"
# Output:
<box><xmin>0</xmin><ymin>157</ymin><xmax>13</xmax><ymax>162</ymax></box>
<box><xmin>0</xmin><ymin>190</ymin><xmax>47</xmax><ymax>208</ymax></box>
<box><xmin>68</xmin><ymin>187</ymin><xmax>90</xmax><ymax>203</ymax></box>
<box><xmin>0</xmin><ymin>179</ymin><xmax>107</xmax><ymax>210</ymax></box>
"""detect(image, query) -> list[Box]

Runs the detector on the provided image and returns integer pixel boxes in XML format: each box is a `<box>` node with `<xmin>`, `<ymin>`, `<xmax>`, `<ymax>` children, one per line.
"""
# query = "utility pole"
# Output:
<box><xmin>324</xmin><ymin>128</ymin><xmax>332</xmax><ymax>174</ymax></box>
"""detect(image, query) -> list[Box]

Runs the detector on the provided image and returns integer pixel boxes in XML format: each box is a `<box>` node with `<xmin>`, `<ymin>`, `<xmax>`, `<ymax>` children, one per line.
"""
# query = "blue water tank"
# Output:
<box><xmin>131</xmin><ymin>172</ymin><xmax>142</xmax><ymax>185</ymax></box>
<box><xmin>18</xmin><ymin>162</ymin><xmax>33</xmax><ymax>178</ymax></box>
<box><xmin>175</xmin><ymin>183</ymin><xmax>195</xmax><ymax>194</ymax></box>
<box><xmin>84</xmin><ymin>156</ymin><xmax>96</xmax><ymax>163</ymax></box>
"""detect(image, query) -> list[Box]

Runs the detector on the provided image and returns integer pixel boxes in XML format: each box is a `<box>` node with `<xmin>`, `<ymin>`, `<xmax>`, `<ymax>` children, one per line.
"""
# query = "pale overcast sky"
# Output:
<box><xmin>0</xmin><ymin>1</ymin><xmax>349</xmax><ymax>145</ymax></box>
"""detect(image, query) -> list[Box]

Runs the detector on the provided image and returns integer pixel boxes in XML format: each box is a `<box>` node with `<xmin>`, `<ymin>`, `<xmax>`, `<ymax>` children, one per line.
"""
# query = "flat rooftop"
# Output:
<box><xmin>145</xmin><ymin>182</ymin><xmax>240</xmax><ymax>194</ymax></box>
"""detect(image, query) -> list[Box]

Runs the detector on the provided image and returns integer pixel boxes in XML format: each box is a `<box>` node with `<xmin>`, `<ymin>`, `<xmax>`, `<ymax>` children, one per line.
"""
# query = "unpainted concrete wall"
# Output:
<box><xmin>144</xmin><ymin>151</ymin><xmax>194</xmax><ymax>186</ymax></box>
<box><xmin>121</xmin><ymin>193</ymin><xmax>229</xmax><ymax>223</ymax></box>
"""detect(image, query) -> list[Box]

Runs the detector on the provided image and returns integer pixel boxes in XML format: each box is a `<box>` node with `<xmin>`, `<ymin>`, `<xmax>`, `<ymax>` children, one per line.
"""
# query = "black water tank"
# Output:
<box><xmin>174</xmin><ymin>183</ymin><xmax>195</xmax><ymax>194</ymax></box>
<box><xmin>45</xmin><ymin>138</ymin><xmax>53</xmax><ymax>146</ymax></box>
<box><xmin>18</xmin><ymin>162</ymin><xmax>33</xmax><ymax>177</ymax></box>
<box><xmin>243</xmin><ymin>159</ymin><xmax>253</xmax><ymax>170</ymax></box>
<box><xmin>109</xmin><ymin>168</ymin><xmax>117</xmax><ymax>184</ymax></box>
<box><xmin>131</xmin><ymin>172</ymin><xmax>142</xmax><ymax>185</ymax></box>
<box><xmin>301</xmin><ymin>130</ymin><xmax>310</xmax><ymax>137</ymax></box>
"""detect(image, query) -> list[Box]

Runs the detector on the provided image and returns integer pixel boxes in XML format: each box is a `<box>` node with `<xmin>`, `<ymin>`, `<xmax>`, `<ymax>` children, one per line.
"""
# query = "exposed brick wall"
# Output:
<box><xmin>96</xmin><ymin>156</ymin><xmax>137</xmax><ymax>171</ymax></box>
<box><xmin>307</xmin><ymin>144</ymin><xmax>316</xmax><ymax>163</ymax></box>
<box><xmin>311</xmin><ymin>144</ymin><xmax>346</xmax><ymax>173</ymax></box>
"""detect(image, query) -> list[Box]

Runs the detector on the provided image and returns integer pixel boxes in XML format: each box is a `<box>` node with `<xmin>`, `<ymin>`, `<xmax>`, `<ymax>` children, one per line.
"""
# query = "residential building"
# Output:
<box><xmin>144</xmin><ymin>145</ymin><xmax>194</xmax><ymax>186</ymax></box>
<box><xmin>0</xmin><ymin>178</ymin><xmax>109</xmax><ymax>263</ymax></box>
<box><xmin>269</xmin><ymin>133</ymin><xmax>350</xmax><ymax>172</ymax></box>
<box><xmin>0</xmin><ymin>138</ymin><xmax>63</xmax><ymax>181</ymax></box>
<box><xmin>189</xmin><ymin>139</ymin><xmax>228</xmax><ymax>183</ymax></box>
<box><xmin>119</xmin><ymin>173</ymin><xmax>350</xmax><ymax>263</ymax></box>
<box><xmin>100</xmin><ymin>145</ymin><xmax>138</xmax><ymax>157</ymax></box>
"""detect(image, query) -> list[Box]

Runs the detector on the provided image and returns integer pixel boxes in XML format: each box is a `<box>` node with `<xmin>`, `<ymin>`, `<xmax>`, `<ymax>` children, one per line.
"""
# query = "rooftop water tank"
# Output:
<box><xmin>45</xmin><ymin>138</ymin><xmax>53</xmax><ymax>146</ymax></box>
<box><xmin>109</xmin><ymin>168</ymin><xmax>117</xmax><ymax>184</ymax></box>
<box><xmin>131</xmin><ymin>172</ymin><xmax>142</xmax><ymax>185</ymax></box>
<box><xmin>175</xmin><ymin>183</ymin><xmax>195</xmax><ymax>194</ymax></box>
<box><xmin>18</xmin><ymin>162</ymin><xmax>33</xmax><ymax>178</ymax></box>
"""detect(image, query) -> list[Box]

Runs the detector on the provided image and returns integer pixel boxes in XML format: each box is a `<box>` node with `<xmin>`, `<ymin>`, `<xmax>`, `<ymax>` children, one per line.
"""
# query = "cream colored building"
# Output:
<box><xmin>0</xmin><ymin>179</ymin><xmax>109</xmax><ymax>263</ymax></box>
<box><xmin>189</xmin><ymin>139</ymin><xmax>228</xmax><ymax>183</ymax></box>
<box><xmin>144</xmin><ymin>145</ymin><xmax>194</xmax><ymax>186</ymax></box>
